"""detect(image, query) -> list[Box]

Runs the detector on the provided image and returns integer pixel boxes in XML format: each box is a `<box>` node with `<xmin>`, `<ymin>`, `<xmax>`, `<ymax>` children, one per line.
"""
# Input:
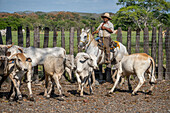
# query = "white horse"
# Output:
<box><xmin>79</xmin><ymin>29</ymin><xmax>128</xmax><ymax>81</ymax></box>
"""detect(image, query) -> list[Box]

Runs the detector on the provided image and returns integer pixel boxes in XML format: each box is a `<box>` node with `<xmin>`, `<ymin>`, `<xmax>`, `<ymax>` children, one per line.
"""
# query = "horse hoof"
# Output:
<box><xmin>30</xmin><ymin>97</ymin><xmax>35</xmax><ymax>101</ymax></box>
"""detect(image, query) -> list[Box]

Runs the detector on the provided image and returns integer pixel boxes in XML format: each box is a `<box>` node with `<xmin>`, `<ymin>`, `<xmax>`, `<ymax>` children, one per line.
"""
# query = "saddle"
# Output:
<box><xmin>95</xmin><ymin>37</ymin><xmax>120</xmax><ymax>52</ymax></box>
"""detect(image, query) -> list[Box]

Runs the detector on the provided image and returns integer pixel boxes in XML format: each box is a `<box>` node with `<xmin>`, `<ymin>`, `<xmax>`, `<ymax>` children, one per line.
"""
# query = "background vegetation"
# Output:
<box><xmin>0</xmin><ymin>0</ymin><xmax>169</xmax><ymax>31</ymax></box>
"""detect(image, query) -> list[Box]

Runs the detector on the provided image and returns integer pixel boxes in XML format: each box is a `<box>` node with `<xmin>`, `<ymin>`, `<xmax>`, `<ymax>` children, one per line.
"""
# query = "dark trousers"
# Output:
<box><xmin>101</xmin><ymin>36</ymin><xmax>111</xmax><ymax>67</ymax></box>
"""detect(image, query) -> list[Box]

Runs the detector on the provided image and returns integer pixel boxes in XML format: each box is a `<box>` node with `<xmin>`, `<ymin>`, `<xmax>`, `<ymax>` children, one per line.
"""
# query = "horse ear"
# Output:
<box><xmin>81</xmin><ymin>28</ymin><xmax>84</xmax><ymax>32</ymax></box>
<box><xmin>87</xmin><ymin>29</ymin><xmax>90</xmax><ymax>33</ymax></box>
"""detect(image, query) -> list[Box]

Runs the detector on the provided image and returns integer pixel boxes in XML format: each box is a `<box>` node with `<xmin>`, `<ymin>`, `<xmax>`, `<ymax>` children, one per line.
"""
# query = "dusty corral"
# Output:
<box><xmin>0</xmin><ymin>79</ymin><xmax>169</xmax><ymax>112</ymax></box>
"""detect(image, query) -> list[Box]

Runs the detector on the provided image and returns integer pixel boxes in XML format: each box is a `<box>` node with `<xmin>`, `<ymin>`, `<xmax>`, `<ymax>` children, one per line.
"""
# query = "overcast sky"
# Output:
<box><xmin>0</xmin><ymin>0</ymin><xmax>122</xmax><ymax>13</ymax></box>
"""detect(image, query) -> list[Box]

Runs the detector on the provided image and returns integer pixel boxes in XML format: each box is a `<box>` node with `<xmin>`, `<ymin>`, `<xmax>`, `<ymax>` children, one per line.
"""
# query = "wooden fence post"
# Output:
<box><xmin>53</xmin><ymin>27</ymin><xmax>57</xmax><ymax>47</ymax></box>
<box><xmin>18</xmin><ymin>26</ymin><xmax>23</xmax><ymax>47</ymax></box>
<box><xmin>135</xmin><ymin>28</ymin><xmax>140</xmax><ymax>53</ymax></box>
<box><xmin>61</xmin><ymin>27</ymin><xmax>65</xmax><ymax>49</ymax></box>
<box><xmin>77</xmin><ymin>27</ymin><xmax>81</xmax><ymax>52</ymax></box>
<box><xmin>151</xmin><ymin>27</ymin><xmax>157</xmax><ymax>64</ymax></box>
<box><xmin>165</xmin><ymin>27</ymin><xmax>170</xmax><ymax>80</ymax></box>
<box><xmin>127</xmin><ymin>27</ymin><xmax>131</xmax><ymax>54</ymax></box>
<box><xmin>6</xmin><ymin>27</ymin><xmax>12</xmax><ymax>45</ymax></box>
<box><xmin>91</xmin><ymin>27</ymin><xmax>95</xmax><ymax>34</ymax></box>
<box><xmin>143</xmin><ymin>27</ymin><xmax>149</xmax><ymax>55</ymax></box>
<box><xmin>158</xmin><ymin>27</ymin><xmax>163</xmax><ymax>80</ymax></box>
<box><xmin>34</xmin><ymin>26</ymin><xmax>40</xmax><ymax>48</ymax></box>
<box><xmin>43</xmin><ymin>27</ymin><xmax>49</xmax><ymax>48</ymax></box>
<box><xmin>33</xmin><ymin>26</ymin><xmax>40</xmax><ymax>82</ymax></box>
<box><xmin>0</xmin><ymin>32</ymin><xmax>3</xmax><ymax>44</ymax></box>
<box><xmin>117</xmin><ymin>27</ymin><xmax>122</xmax><ymax>43</ymax></box>
<box><xmin>69</xmin><ymin>27</ymin><xmax>74</xmax><ymax>55</ymax></box>
<box><xmin>26</xmin><ymin>27</ymin><xmax>30</xmax><ymax>47</ymax></box>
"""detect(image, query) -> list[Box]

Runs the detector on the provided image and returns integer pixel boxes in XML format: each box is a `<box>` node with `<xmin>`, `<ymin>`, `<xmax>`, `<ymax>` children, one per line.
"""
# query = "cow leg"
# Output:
<box><xmin>26</xmin><ymin>71</ymin><xmax>34</xmax><ymax>101</ymax></box>
<box><xmin>127</xmin><ymin>76</ymin><xmax>132</xmax><ymax>92</ymax></box>
<box><xmin>112</xmin><ymin>69</ymin><xmax>117</xmax><ymax>83</ymax></box>
<box><xmin>9</xmin><ymin>75</ymin><xmax>22</xmax><ymax>100</ymax></box>
<box><xmin>147</xmin><ymin>73</ymin><xmax>155</xmax><ymax>95</ymax></box>
<box><xmin>0</xmin><ymin>75</ymin><xmax>8</xmax><ymax>89</ymax></box>
<box><xmin>91</xmin><ymin>70</ymin><xmax>96</xmax><ymax>87</ymax></box>
<box><xmin>47</xmin><ymin>76</ymin><xmax>54</xmax><ymax>98</ymax></box>
<box><xmin>9</xmin><ymin>81</ymin><xmax>15</xmax><ymax>101</ymax></box>
<box><xmin>75</xmin><ymin>72</ymin><xmax>81</xmax><ymax>93</ymax></box>
<box><xmin>80</xmin><ymin>76</ymin><xmax>88</xmax><ymax>97</ymax></box>
<box><xmin>44</xmin><ymin>73</ymin><xmax>49</xmax><ymax>97</ymax></box>
<box><xmin>88</xmin><ymin>73</ymin><xmax>93</xmax><ymax>95</ymax></box>
<box><xmin>65</xmin><ymin>68</ymin><xmax>72</xmax><ymax>82</ymax></box>
<box><xmin>99</xmin><ymin>65</ymin><xmax>103</xmax><ymax>80</ymax></box>
<box><xmin>132</xmin><ymin>73</ymin><xmax>145</xmax><ymax>95</ymax></box>
<box><xmin>53</xmin><ymin>73</ymin><xmax>62</xmax><ymax>96</ymax></box>
<box><xmin>109</xmin><ymin>72</ymin><xmax>121</xmax><ymax>93</ymax></box>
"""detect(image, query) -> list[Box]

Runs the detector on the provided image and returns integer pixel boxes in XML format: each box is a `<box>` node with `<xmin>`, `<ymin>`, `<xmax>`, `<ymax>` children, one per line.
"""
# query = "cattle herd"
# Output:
<box><xmin>0</xmin><ymin>29</ymin><xmax>157</xmax><ymax>102</ymax></box>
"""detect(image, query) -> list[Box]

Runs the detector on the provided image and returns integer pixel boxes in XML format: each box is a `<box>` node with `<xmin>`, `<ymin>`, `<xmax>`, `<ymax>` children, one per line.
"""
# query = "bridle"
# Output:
<box><xmin>80</xmin><ymin>33</ymin><xmax>94</xmax><ymax>49</ymax></box>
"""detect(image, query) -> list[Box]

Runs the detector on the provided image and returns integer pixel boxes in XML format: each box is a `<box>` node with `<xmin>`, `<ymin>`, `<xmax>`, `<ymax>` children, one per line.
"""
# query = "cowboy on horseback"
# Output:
<box><xmin>92</xmin><ymin>13</ymin><xmax>114</xmax><ymax>64</ymax></box>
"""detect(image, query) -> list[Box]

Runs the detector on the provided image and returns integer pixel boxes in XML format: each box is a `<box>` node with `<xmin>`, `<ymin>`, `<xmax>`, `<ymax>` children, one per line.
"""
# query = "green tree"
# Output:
<box><xmin>116</xmin><ymin>0</ymin><xmax>170</xmax><ymax>30</ymax></box>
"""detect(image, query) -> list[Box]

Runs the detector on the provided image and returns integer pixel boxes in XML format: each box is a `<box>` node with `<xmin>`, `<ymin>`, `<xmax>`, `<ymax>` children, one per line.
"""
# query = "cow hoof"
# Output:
<box><xmin>79</xmin><ymin>94</ymin><xmax>84</xmax><ymax>97</ymax></box>
<box><xmin>90</xmin><ymin>92</ymin><xmax>94</xmax><ymax>95</ymax></box>
<box><xmin>108</xmin><ymin>91</ymin><xmax>113</xmax><ymax>94</ymax></box>
<box><xmin>18</xmin><ymin>97</ymin><xmax>23</xmax><ymax>101</ymax></box>
<box><xmin>46</xmin><ymin>95</ymin><xmax>50</xmax><ymax>99</ymax></box>
<box><xmin>131</xmin><ymin>93</ymin><xmax>137</xmax><ymax>96</ymax></box>
<box><xmin>9</xmin><ymin>97</ymin><xmax>14</xmax><ymax>102</ymax></box>
<box><xmin>77</xmin><ymin>90</ymin><xmax>80</xmax><ymax>93</ymax></box>
<box><xmin>147</xmin><ymin>91</ymin><xmax>152</xmax><ymax>95</ymax></box>
<box><xmin>57</xmin><ymin>97</ymin><xmax>64</xmax><ymax>101</ymax></box>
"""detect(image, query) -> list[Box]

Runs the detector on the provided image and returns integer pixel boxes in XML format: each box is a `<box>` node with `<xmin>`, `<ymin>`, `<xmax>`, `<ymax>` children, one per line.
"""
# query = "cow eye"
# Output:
<box><xmin>84</xmin><ymin>36</ymin><xmax>87</xmax><ymax>39</ymax></box>
<box><xmin>18</xmin><ymin>59</ymin><xmax>21</xmax><ymax>62</ymax></box>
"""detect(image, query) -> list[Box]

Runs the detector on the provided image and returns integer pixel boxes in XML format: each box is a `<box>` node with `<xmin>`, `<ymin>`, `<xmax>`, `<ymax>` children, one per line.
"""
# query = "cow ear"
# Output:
<box><xmin>81</xmin><ymin>28</ymin><xmax>84</xmax><ymax>32</ymax></box>
<box><xmin>26</xmin><ymin>58</ymin><xmax>32</xmax><ymax>62</ymax></box>
<box><xmin>83</xmin><ymin>55</ymin><xmax>89</xmax><ymax>60</ymax></box>
<box><xmin>7</xmin><ymin>43</ymin><xmax>14</xmax><ymax>48</ymax></box>
<box><xmin>6</xmin><ymin>52</ymin><xmax>11</xmax><ymax>57</ymax></box>
<box><xmin>18</xmin><ymin>48</ymin><xmax>23</xmax><ymax>53</ymax></box>
<box><xmin>8</xmin><ymin>58</ymin><xmax>15</xmax><ymax>64</ymax></box>
<box><xmin>87</xmin><ymin>29</ymin><xmax>90</xmax><ymax>33</ymax></box>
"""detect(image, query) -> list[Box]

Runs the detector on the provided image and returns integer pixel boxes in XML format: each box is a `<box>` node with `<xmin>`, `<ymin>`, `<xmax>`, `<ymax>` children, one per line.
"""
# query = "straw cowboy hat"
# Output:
<box><xmin>101</xmin><ymin>13</ymin><xmax>112</xmax><ymax>20</ymax></box>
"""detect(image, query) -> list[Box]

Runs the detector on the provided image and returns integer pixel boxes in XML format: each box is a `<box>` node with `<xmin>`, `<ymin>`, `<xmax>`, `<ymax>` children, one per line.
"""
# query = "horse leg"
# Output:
<box><xmin>99</xmin><ymin>65</ymin><xmax>103</xmax><ymax>80</ymax></box>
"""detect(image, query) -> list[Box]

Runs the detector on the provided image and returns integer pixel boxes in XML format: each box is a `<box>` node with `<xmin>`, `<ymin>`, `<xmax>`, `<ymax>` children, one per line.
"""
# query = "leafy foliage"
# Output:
<box><xmin>0</xmin><ymin>11</ymin><xmax>101</xmax><ymax>31</ymax></box>
<box><xmin>113</xmin><ymin>0</ymin><xmax>170</xmax><ymax>30</ymax></box>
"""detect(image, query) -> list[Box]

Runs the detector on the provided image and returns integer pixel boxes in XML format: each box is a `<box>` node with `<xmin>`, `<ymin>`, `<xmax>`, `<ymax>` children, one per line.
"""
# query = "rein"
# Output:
<box><xmin>81</xmin><ymin>33</ymin><xmax>95</xmax><ymax>49</ymax></box>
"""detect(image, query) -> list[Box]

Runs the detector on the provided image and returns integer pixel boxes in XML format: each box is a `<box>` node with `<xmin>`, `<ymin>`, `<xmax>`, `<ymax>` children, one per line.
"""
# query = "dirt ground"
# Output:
<box><xmin>0</xmin><ymin>78</ymin><xmax>169</xmax><ymax>113</ymax></box>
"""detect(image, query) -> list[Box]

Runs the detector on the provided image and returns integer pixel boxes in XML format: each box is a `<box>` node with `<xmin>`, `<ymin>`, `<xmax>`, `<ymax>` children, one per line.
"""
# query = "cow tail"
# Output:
<box><xmin>150</xmin><ymin>58</ymin><xmax>156</xmax><ymax>84</ymax></box>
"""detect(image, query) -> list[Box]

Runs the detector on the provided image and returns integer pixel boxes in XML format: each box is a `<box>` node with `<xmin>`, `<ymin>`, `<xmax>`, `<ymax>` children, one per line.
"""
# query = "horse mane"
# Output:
<box><xmin>88</xmin><ymin>33</ymin><xmax>98</xmax><ymax>47</ymax></box>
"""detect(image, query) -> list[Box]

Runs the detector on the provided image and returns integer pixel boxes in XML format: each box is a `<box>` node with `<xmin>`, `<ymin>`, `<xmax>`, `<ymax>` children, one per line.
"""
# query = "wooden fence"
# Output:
<box><xmin>0</xmin><ymin>26</ymin><xmax>169</xmax><ymax>80</ymax></box>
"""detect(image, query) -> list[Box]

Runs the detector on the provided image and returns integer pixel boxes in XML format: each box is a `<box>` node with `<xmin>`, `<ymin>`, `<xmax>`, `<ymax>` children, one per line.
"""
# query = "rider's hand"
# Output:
<box><xmin>101</xmin><ymin>25</ymin><xmax>106</xmax><ymax>30</ymax></box>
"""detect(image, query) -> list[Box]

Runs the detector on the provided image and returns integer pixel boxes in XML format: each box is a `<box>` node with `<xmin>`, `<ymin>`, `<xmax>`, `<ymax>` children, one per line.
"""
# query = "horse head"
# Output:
<box><xmin>79</xmin><ymin>28</ymin><xmax>91</xmax><ymax>49</ymax></box>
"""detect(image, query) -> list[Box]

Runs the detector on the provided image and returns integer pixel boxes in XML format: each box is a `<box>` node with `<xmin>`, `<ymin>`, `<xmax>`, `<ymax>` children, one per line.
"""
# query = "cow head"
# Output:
<box><xmin>0</xmin><ymin>43</ymin><xmax>14</xmax><ymax>59</ymax></box>
<box><xmin>65</xmin><ymin>55</ymin><xmax>76</xmax><ymax>70</ymax></box>
<box><xmin>84</xmin><ymin>54</ymin><xmax>98</xmax><ymax>70</ymax></box>
<box><xmin>9</xmin><ymin>53</ymin><xmax>32</xmax><ymax>72</ymax></box>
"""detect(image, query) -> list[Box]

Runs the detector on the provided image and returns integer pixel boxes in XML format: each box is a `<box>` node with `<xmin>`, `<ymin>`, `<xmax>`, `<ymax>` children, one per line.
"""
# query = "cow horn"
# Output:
<box><xmin>7</xmin><ymin>43</ymin><xmax>14</xmax><ymax>48</ymax></box>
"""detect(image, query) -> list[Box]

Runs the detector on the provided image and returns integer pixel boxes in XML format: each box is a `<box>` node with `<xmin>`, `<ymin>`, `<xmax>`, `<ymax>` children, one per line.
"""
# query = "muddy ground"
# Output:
<box><xmin>0</xmin><ymin>78</ymin><xmax>169</xmax><ymax>113</ymax></box>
